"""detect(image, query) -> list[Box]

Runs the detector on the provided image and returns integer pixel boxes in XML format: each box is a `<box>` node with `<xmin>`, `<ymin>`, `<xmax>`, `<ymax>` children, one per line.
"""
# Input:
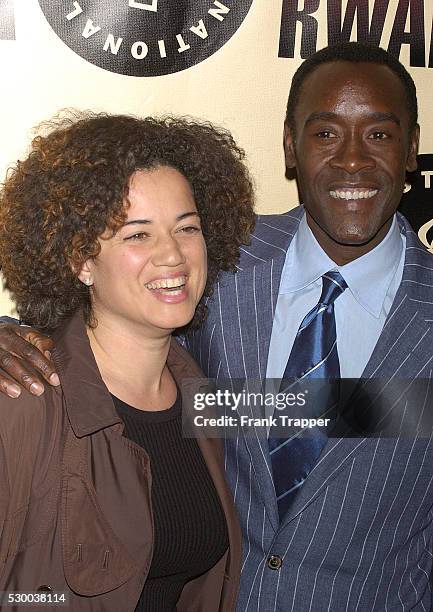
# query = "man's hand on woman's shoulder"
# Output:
<box><xmin>0</xmin><ymin>321</ymin><xmax>59</xmax><ymax>397</ymax></box>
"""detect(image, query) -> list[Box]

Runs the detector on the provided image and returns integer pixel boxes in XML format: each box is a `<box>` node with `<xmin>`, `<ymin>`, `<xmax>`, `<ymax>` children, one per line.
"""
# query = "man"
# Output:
<box><xmin>1</xmin><ymin>43</ymin><xmax>432</xmax><ymax>610</ymax></box>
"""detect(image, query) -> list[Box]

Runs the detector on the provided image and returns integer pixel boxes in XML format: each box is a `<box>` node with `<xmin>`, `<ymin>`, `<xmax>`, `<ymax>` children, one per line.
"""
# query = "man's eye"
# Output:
<box><xmin>369</xmin><ymin>132</ymin><xmax>388</xmax><ymax>140</ymax></box>
<box><xmin>316</xmin><ymin>131</ymin><xmax>336</xmax><ymax>139</ymax></box>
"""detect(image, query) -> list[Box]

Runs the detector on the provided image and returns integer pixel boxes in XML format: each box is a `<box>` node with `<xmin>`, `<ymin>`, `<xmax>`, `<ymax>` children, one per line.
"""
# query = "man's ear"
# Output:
<box><xmin>406</xmin><ymin>124</ymin><xmax>420</xmax><ymax>173</ymax></box>
<box><xmin>283</xmin><ymin>122</ymin><xmax>296</xmax><ymax>169</ymax></box>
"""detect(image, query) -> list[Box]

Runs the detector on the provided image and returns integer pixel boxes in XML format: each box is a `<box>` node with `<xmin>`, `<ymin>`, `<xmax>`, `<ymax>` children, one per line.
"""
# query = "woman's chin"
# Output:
<box><xmin>143</xmin><ymin>311</ymin><xmax>196</xmax><ymax>334</ymax></box>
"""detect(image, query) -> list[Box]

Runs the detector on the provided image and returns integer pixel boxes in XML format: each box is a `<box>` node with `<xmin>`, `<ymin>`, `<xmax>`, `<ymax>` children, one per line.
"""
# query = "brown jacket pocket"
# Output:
<box><xmin>61</xmin><ymin>475</ymin><xmax>139</xmax><ymax>596</ymax></box>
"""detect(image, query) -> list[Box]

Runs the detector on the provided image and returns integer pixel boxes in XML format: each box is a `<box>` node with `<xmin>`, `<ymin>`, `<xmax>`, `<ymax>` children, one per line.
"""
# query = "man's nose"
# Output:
<box><xmin>329</xmin><ymin>135</ymin><xmax>376</xmax><ymax>174</ymax></box>
<box><xmin>152</xmin><ymin>235</ymin><xmax>186</xmax><ymax>267</ymax></box>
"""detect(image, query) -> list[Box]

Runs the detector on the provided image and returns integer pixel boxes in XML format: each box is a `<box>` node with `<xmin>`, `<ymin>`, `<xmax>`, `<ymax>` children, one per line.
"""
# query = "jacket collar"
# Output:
<box><xmin>52</xmin><ymin>310</ymin><xmax>203</xmax><ymax>438</ymax></box>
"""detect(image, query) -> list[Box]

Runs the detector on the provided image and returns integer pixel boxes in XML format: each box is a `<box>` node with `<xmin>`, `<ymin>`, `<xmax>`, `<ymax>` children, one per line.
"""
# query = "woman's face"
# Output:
<box><xmin>80</xmin><ymin>166</ymin><xmax>207</xmax><ymax>337</ymax></box>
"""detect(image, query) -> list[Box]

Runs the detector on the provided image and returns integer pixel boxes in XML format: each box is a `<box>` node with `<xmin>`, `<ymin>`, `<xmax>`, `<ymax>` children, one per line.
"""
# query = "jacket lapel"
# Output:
<box><xmin>209</xmin><ymin>262</ymin><xmax>279</xmax><ymax>529</ymax></box>
<box><xmin>216</xmin><ymin>212</ymin><xmax>301</xmax><ymax>530</ymax></box>
<box><xmin>214</xmin><ymin>210</ymin><xmax>302</xmax><ymax>381</ymax></box>
<box><xmin>279</xmin><ymin>437</ymin><xmax>369</xmax><ymax>527</ymax></box>
<box><xmin>361</xmin><ymin>214</ymin><xmax>433</xmax><ymax>380</ymax></box>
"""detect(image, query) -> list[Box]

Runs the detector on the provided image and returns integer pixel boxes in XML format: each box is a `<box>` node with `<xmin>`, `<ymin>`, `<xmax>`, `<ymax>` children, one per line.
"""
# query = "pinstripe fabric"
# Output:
<box><xmin>185</xmin><ymin>207</ymin><xmax>433</xmax><ymax>611</ymax></box>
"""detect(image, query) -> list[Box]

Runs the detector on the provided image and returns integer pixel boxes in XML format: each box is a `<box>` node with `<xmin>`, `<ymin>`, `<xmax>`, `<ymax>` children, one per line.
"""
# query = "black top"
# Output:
<box><xmin>112</xmin><ymin>394</ymin><xmax>229</xmax><ymax>612</ymax></box>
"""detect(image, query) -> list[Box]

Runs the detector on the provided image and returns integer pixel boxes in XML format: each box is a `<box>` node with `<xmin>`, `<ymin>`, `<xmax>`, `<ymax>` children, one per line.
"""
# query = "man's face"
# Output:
<box><xmin>284</xmin><ymin>61</ymin><xmax>419</xmax><ymax>264</ymax></box>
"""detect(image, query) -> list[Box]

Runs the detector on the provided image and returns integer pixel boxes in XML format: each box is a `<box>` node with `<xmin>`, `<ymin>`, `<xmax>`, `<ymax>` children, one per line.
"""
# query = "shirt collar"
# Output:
<box><xmin>280</xmin><ymin>214</ymin><xmax>404</xmax><ymax>319</ymax></box>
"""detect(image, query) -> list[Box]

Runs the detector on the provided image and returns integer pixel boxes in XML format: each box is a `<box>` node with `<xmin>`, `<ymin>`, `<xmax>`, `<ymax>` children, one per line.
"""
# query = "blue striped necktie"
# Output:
<box><xmin>268</xmin><ymin>270</ymin><xmax>347</xmax><ymax>520</ymax></box>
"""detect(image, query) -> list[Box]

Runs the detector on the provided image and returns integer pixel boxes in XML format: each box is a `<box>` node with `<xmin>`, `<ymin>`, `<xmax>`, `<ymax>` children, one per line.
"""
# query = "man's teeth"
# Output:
<box><xmin>329</xmin><ymin>189</ymin><xmax>378</xmax><ymax>200</ymax></box>
<box><xmin>145</xmin><ymin>276</ymin><xmax>186</xmax><ymax>290</ymax></box>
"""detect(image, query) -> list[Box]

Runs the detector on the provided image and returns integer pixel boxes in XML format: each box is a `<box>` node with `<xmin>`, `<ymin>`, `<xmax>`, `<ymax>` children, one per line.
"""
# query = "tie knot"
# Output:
<box><xmin>320</xmin><ymin>270</ymin><xmax>347</xmax><ymax>306</ymax></box>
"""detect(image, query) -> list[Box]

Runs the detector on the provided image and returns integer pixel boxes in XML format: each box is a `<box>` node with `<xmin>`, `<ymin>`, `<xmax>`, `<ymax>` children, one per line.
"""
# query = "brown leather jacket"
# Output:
<box><xmin>0</xmin><ymin>311</ymin><xmax>242</xmax><ymax>611</ymax></box>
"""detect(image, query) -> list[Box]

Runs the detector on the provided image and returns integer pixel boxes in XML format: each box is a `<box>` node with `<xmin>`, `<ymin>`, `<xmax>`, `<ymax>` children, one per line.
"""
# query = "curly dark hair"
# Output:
<box><xmin>0</xmin><ymin>112</ymin><xmax>255</xmax><ymax>331</ymax></box>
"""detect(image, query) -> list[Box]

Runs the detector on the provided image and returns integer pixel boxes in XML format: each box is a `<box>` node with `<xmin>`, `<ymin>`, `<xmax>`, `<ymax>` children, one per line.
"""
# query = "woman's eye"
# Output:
<box><xmin>178</xmin><ymin>225</ymin><xmax>201</xmax><ymax>234</ymax></box>
<box><xmin>124</xmin><ymin>232</ymin><xmax>148</xmax><ymax>241</ymax></box>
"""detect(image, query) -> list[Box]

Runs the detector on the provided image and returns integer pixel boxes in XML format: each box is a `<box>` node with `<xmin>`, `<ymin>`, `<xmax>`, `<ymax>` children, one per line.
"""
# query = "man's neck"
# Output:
<box><xmin>305</xmin><ymin>212</ymin><xmax>394</xmax><ymax>266</ymax></box>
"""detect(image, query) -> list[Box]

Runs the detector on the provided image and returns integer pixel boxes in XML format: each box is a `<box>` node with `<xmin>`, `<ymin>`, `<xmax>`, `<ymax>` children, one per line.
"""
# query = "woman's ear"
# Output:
<box><xmin>77</xmin><ymin>260</ymin><xmax>94</xmax><ymax>287</ymax></box>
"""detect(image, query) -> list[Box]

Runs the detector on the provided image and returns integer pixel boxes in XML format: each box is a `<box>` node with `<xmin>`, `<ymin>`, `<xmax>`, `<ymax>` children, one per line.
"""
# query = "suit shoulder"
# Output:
<box><xmin>405</xmin><ymin>240</ymin><xmax>433</xmax><ymax>270</ymax></box>
<box><xmin>400</xmin><ymin>214</ymin><xmax>433</xmax><ymax>278</ymax></box>
<box><xmin>238</xmin><ymin>208</ymin><xmax>302</xmax><ymax>268</ymax></box>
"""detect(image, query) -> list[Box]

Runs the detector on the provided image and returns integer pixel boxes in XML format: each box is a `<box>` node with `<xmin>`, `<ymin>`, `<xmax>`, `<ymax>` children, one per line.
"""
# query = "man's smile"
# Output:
<box><xmin>329</xmin><ymin>188</ymin><xmax>378</xmax><ymax>200</ymax></box>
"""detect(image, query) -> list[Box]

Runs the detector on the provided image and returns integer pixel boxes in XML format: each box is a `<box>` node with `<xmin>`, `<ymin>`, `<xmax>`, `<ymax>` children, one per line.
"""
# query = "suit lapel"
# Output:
<box><xmin>233</xmin><ymin>257</ymin><xmax>287</xmax><ymax>531</ymax></box>
<box><xmin>215</xmin><ymin>211</ymin><xmax>300</xmax><ymax>381</ymax></box>
<box><xmin>280</xmin><ymin>437</ymin><xmax>369</xmax><ymax>526</ymax></box>
<box><xmin>362</xmin><ymin>215</ymin><xmax>433</xmax><ymax>380</ymax></box>
<box><xmin>362</xmin><ymin>294</ymin><xmax>433</xmax><ymax>378</ymax></box>
<box><xmin>213</xmin><ymin>256</ymin><xmax>286</xmax><ymax>530</ymax></box>
<box><xmin>215</xmin><ymin>212</ymin><xmax>301</xmax><ymax>529</ymax></box>
<box><xmin>232</xmin><ymin>210</ymin><xmax>302</xmax><ymax>380</ymax></box>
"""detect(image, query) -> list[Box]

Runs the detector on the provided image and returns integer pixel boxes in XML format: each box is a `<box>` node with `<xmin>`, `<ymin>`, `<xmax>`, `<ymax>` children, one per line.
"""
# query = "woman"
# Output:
<box><xmin>0</xmin><ymin>113</ymin><xmax>255</xmax><ymax>611</ymax></box>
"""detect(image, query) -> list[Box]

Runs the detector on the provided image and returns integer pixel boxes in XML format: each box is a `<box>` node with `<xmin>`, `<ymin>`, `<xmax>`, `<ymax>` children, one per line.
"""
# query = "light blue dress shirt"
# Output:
<box><xmin>266</xmin><ymin>214</ymin><xmax>405</xmax><ymax>381</ymax></box>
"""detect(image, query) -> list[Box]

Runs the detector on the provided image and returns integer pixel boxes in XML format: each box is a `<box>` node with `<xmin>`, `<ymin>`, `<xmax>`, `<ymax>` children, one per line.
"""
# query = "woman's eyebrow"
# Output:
<box><xmin>123</xmin><ymin>212</ymin><xmax>199</xmax><ymax>226</ymax></box>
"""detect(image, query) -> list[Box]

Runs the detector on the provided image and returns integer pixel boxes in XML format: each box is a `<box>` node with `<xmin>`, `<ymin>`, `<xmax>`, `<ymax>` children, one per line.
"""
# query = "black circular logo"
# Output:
<box><xmin>38</xmin><ymin>1</ymin><xmax>254</xmax><ymax>76</ymax></box>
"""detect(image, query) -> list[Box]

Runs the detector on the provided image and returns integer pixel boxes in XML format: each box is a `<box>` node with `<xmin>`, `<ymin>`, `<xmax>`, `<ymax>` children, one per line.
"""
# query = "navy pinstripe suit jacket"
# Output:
<box><xmin>186</xmin><ymin>207</ymin><xmax>433</xmax><ymax>611</ymax></box>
